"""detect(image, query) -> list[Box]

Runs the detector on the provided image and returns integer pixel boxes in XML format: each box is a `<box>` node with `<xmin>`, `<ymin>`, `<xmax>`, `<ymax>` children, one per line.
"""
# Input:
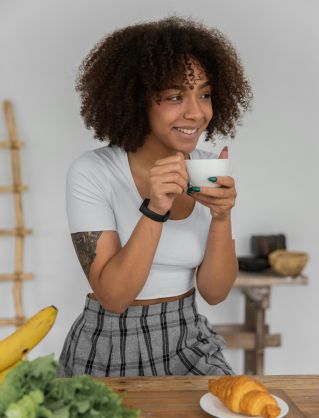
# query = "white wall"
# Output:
<box><xmin>0</xmin><ymin>0</ymin><xmax>318</xmax><ymax>375</ymax></box>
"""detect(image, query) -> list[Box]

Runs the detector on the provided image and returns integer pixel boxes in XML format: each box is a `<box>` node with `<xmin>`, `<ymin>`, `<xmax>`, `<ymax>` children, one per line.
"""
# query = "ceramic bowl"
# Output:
<box><xmin>268</xmin><ymin>250</ymin><xmax>308</xmax><ymax>277</ymax></box>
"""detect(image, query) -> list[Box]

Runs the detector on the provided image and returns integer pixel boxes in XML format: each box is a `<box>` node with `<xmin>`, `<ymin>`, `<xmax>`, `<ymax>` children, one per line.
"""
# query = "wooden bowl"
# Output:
<box><xmin>268</xmin><ymin>250</ymin><xmax>308</xmax><ymax>277</ymax></box>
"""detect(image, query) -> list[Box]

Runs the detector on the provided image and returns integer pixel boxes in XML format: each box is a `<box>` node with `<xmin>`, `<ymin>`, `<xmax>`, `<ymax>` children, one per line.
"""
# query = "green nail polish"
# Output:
<box><xmin>208</xmin><ymin>177</ymin><xmax>217</xmax><ymax>182</ymax></box>
<box><xmin>188</xmin><ymin>186</ymin><xmax>200</xmax><ymax>192</ymax></box>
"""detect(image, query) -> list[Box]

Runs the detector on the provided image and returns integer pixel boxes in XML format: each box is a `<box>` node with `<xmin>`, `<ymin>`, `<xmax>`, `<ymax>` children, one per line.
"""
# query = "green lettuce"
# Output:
<box><xmin>0</xmin><ymin>355</ymin><xmax>57</xmax><ymax>415</ymax></box>
<box><xmin>0</xmin><ymin>356</ymin><xmax>139</xmax><ymax>418</ymax></box>
<box><xmin>4</xmin><ymin>390</ymin><xmax>52</xmax><ymax>418</ymax></box>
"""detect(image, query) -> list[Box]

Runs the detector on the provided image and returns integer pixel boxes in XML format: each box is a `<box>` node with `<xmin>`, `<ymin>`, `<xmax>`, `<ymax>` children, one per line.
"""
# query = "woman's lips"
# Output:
<box><xmin>173</xmin><ymin>127</ymin><xmax>199</xmax><ymax>140</ymax></box>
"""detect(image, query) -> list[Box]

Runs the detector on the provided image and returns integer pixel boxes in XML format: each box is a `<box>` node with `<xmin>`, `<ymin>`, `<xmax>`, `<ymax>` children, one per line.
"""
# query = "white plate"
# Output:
<box><xmin>199</xmin><ymin>392</ymin><xmax>289</xmax><ymax>418</ymax></box>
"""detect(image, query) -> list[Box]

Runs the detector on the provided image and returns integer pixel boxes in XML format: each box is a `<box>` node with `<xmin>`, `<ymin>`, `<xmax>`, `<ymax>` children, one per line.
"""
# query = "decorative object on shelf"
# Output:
<box><xmin>238</xmin><ymin>234</ymin><xmax>287</xmax><ymax>273</ymax></box>
<box><xmin>251</xmin><ymin>234</ymin><xmax>286</xmax><ymax>259</ymax></box>
<box><xmin>237</xmin><ymin>256</ymin><xmax>269</xmax><ymax>272</ymax></box>
<box><xmin>268</xmin><ymin>250</ymin><xmax>309</xmax><ymax>277</ymax></box>
<box><xmin>0</xmin><ymin>100</ymin><xmax>33</xmax><ymax>330</ymax></box>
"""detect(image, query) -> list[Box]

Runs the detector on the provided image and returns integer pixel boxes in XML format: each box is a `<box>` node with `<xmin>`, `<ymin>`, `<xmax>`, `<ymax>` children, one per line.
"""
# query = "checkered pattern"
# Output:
<box><xmin>58</xmin><ymin>292</ymin><xmax>234</xmax><ymax>377</ymax></box>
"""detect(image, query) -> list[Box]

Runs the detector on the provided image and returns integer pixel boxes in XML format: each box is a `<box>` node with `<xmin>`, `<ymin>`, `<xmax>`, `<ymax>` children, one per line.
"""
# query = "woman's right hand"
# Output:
<box><xmin>148</xmin><ymin>152</ymin><xmax>189</xmax><ymax>214</ymax></box>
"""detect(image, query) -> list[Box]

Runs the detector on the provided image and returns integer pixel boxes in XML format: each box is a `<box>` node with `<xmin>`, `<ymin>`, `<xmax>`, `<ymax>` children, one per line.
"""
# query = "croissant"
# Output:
<box><xmin>208</xmin><ymin>375</ymin><xmax>280</xmax><ymax>418</ymax></box>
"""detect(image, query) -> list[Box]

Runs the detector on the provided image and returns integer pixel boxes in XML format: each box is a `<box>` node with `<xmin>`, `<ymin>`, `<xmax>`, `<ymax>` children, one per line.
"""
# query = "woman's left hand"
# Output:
<box><xmin>187</xmin><ymin>176</ymin><xmax>237</xmax><ymax>220</ymax></box>
<box><xmin>187</xmin><ymin>146</ymin><xmax>237</xmax><ymax>221</ymax></box>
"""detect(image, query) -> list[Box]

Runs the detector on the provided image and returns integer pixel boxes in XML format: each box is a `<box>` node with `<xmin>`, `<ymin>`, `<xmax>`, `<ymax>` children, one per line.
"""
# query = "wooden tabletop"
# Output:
<box><xmin>97</xmin><ymin>375</ymin><xmax>319</xmax><ymax>418</ymax></box>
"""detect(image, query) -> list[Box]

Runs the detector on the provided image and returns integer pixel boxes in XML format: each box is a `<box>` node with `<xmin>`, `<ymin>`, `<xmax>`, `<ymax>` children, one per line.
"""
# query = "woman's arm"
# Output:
<box><xmin>187</xmin><ymin>144</ymin><xmax>238</xmax><ymax>305</ymax></box>
<box><xmin>196</xmin><ymin>214</ymin><xmax>238</xmax><ymax>305</ymax></box>
<box><xmin>70</xmin><ymin>153</ymin><xmax>188</xmax><ymax>314</ymax></box>
<box><xmin>72</xmin><ymin>214</ymin><xmax>163</xmax><ymax>314</ymax></box>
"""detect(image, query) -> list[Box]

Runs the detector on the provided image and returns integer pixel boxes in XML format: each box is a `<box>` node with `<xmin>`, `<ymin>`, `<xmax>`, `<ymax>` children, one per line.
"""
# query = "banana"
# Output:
<box><xmin>0</xmin><ymin>360</ymin><xmax>21</xmax><ymax>383</ymax></box>
<box><xmin>0</xmin><ymin>305</ymin><xmax>58</xmax><ymax>371</ymax></box>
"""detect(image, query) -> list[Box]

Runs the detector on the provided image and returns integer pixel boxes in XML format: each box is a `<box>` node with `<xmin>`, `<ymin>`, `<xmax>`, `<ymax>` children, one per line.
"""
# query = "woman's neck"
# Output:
<box><xmin>128</xmin><ymin>141</ymin><xmax>190</xmax><ymax>173</ymax></box>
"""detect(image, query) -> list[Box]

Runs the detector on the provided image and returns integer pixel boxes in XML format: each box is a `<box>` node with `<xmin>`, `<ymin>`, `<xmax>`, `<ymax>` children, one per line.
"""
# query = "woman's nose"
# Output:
<box><xmin>183</xmin><ymin>98</ymin><xmax>204</xmax><ymax>120</ymax></box>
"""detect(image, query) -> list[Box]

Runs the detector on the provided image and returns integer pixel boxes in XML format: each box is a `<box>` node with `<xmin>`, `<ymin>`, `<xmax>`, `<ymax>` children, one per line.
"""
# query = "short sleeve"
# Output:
<box><xmin>66</xmin><ymin>153</ymin><xmax>117</xmax><ymax>233</ymax></box>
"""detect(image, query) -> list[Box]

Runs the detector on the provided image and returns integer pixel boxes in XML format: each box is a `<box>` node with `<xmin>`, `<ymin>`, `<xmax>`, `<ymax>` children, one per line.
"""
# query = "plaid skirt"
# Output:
<box><xmin>58</xmin><ymin>291</ymin><xmax>234</xmax><ymax>377</ymax></box>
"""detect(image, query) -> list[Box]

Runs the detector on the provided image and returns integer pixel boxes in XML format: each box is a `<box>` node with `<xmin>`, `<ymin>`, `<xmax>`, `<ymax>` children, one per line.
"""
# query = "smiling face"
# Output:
<box><xmin>146</xmin><ymin>59</ymin><xmax>213</xmax><ymax>155</ymax></box>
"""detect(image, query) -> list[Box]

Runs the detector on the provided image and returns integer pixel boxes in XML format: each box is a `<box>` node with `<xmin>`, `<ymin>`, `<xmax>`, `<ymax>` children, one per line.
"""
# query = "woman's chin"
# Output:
<box><xmin>176</xmin><ymin>141</ymin><xmax>199</xmax><ymax>154</ymax></box>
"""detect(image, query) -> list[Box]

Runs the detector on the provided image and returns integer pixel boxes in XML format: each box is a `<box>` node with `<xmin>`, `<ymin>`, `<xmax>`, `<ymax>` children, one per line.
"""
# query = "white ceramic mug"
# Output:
<box><xmin>185</xmin><ymin>158</ymin><xmax>231</xmax><ymax>188</ymax></box>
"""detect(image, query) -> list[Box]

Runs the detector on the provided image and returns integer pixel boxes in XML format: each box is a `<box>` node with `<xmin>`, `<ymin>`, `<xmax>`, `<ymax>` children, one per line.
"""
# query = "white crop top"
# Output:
<box><xmin>66</xmin><ymin>145</ymin><xmax>235</xmax><ymax>299</ymax></box>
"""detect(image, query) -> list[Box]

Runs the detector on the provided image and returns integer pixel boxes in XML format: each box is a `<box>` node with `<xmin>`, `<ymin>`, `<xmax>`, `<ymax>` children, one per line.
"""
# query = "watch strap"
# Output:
<box><xmin>139</xmin><ymin>198</ymin><xmax>170</xmax><ymax>222</ymax></box>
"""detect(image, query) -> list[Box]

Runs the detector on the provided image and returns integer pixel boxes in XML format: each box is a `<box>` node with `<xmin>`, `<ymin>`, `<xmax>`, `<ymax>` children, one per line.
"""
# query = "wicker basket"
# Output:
<box><xmin>268</xmin><ymin>250</ymin><xmax>308</xmax><ymax>277</ymax></box>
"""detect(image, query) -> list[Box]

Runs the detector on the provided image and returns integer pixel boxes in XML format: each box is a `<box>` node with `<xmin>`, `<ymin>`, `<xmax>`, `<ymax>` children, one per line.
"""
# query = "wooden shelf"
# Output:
<box><xmin>214</xmin><ymin>324</ymin><xmax>281</xmax><ymax>350</ymax></box>
<box><xmin>220</xmin><ymin>331</ymin><xmax>281</xmax><ymax>350</ymax></box>
<box><xmin>214</xmin><ymin>271</ymin><xmax>309</xmax><ymax>374</ymax></box>
<box><xmin>234</xmin><ymin>271</ymin><xmax>308</xmax><ymax>287</ymax></box>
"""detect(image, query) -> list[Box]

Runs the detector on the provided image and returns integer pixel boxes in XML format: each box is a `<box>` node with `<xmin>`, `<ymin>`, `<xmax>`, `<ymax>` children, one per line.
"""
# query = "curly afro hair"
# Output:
<box><xmin>76</xmin><ymin>16</ymin><xmax>252</xmax><ymax>152</ymax></box>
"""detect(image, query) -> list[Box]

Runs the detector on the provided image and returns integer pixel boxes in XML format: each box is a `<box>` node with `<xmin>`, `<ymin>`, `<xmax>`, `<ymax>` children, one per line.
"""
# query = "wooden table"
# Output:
<box><xmin>99</xmin><ymin>375</ymin><xmax>319</xmax><ymax>418</ymax></box>
<box><xmin>213</xmin><ymin>271</ymin><xmax>308</xmax><ymax>375</ymax></box>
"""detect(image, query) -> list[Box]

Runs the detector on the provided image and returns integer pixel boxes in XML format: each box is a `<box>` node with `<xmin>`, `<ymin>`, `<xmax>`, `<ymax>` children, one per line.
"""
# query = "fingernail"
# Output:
<box><xmin>208</xmin><ymin>177</ymin><xmax>217</xmax><ymax>182</ymax></box>
<box><xmin>187</xmin><ymin>186</ymin><xmax>200</xmax><ymax>193</ymax></box>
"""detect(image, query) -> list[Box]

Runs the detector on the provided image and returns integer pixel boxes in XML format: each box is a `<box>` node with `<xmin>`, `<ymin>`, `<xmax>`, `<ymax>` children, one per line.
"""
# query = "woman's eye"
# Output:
<box><xmin>167</xmin><ymin>95</ymin><xmax>183</xmax><ymax>102</ymax></box>
<box><xmin>201</xmin><ymin>92</ymin><xmax>212</xmax><ymax>99</ymax></box>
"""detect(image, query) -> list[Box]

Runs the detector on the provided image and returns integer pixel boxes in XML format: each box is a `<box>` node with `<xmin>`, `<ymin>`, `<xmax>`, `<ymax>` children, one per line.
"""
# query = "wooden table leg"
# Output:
<box><xmin>242</xmin><ymin>286</ymin><xmax>271</xmax><ymax>375</ymax></box>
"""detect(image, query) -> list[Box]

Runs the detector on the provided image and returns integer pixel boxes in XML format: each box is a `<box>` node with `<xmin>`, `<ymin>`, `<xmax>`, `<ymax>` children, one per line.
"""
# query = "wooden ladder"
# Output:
<box><xmin>0</xmin><ymin>100</ymin><xmax>33</xmax><ymax>329</ymax></box>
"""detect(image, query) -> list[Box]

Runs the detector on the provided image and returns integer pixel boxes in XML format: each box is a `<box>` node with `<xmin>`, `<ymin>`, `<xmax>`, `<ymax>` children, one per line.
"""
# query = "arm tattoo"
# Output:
<box><xmin>71</xmin><ymin>231</ymin><xmax>103</xmax><ymax>279</ymax></box>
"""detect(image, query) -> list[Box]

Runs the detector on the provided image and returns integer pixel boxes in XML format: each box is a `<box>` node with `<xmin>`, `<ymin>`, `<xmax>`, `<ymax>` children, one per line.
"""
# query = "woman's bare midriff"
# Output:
<box><xmin>89</xmin><ymin>287</ymin><xmax>194</xmax><ymax>306</ymax></box>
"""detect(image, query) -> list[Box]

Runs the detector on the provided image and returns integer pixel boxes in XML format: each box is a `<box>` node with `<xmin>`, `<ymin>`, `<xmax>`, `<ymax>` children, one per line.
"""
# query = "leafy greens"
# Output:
<box><xmin>0</xmin><ymin>355</ymin><xmax>140</xmax><ymax>418</ymax></box>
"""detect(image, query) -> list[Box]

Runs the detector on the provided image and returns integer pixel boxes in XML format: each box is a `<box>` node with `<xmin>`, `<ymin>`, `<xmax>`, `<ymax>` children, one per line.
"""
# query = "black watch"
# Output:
<box><xmin>139</xmin><ymin>198</ymin><xmax>170</xmax><ymax>222</ymax></box>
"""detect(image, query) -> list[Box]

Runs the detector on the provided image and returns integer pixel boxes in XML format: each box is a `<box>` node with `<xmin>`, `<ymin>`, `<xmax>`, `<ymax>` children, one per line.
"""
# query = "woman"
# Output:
<box><xmin>58</xmin><ymin>16</ymin><xmax>252</xmax><ymax>377</ymax></box>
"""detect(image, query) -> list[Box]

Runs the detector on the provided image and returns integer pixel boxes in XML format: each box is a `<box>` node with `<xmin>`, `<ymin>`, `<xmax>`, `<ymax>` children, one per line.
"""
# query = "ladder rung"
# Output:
<box><xmin>0</xmin><ymin>317</ymin><xmax>26</xmax><ymax>326</ymax></box>
<box><xmin>0</xmin><ymin>140</ymin><xmax>24</xmax><ymax>149</ymax></box>
<box><xmin>0</xmin><ymin>184</ymin><xmax>28</xmax><ymax>193</ymax></box>
<box><xmin>0</xmin><ymin>273</ymin><xmax>34</xmax><ymax>281</ymax></box>
<box><xmin>0</xmin><ymin>228</ymin><xmax>32</xmax><ymax>236</ymax></box>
